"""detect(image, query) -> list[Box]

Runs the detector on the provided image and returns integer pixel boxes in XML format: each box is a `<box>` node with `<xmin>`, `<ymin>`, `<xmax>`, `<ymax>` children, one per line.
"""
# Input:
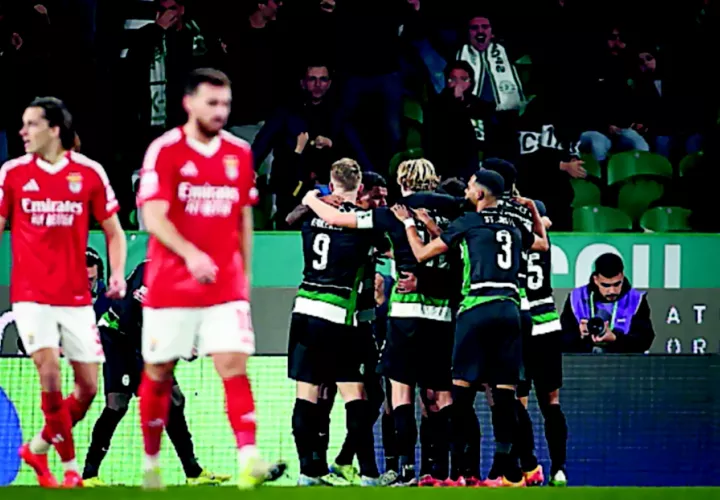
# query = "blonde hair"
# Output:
<box><xmin>330</xmin><ymin>158</ymin><xmax>362</xmax><ymax>191</ymax></box>
<box><xmin>397</xmin><ymin>158</ymin><xmax>439</xmax><ymax>192</ymax></box>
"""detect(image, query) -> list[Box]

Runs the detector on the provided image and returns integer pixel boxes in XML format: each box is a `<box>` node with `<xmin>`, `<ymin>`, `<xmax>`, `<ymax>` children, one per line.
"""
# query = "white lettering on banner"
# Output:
<box><xmin>666</xmin><ymin>306</ymin><xmax>681</xmax><ymax>324</ymax></box>
<box><xmin>551</xmin><ymin>243</ymin><xmax>682</xmax><ymax>289</ymax></box>
<box><xmin>177</xmin><ymin>182</ymin><xmax>239</xmax><ymax>217</ymax></box>
<box><xmin>518</xmin><ymin>124</ymin><xmax>580</xmax><ymax>156</ymax></box>
<box><xmin>694</xmin><ymin>305</ymin><xmax>706</xmax><ymax>324</ymax></box>
<box><xmin>665</xmin><ymin>337</ymin><xmax>709</xmax><ymax>354</ymax></box>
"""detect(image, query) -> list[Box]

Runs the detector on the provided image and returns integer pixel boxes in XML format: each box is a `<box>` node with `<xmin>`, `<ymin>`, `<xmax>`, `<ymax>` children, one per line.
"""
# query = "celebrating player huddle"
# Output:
<box><xmin>295</xmin><ymin>157</ymin><xmax>568</xmax><ymax>487</ymax></box>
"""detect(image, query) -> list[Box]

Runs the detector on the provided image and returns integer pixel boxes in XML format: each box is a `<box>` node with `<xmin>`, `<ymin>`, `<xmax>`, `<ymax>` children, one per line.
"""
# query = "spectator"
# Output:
<box><xmin>398</xmin><ymin>0</ymin><xmax>447</xmax><ymax>97</ymax></box>
<box><xmin>455</xmin><ymin>13</ymin><xmax>525</xmax><ymax>112</ymax></box>
<box><xmin>423</xmin><ymin>60</ymin><xmax>495</xmax><ymax>181</ymax></box>
<box><xmin>560</xmin><ymin>253</ymin><xmax>655</xmax><ymax>353</ymax></box>
<box><xmin>579</xmin><ymin>25</ymin><xmax>650</xmax><ymax>162</ymax></box>
<box><xmin>334</xmin><ymin>0</ymin><xmax>409</xmax><ymax>174</ymax></box>
<box><xmin>253</xmin><ymin>64</ymin><xmax>365</xmax><ymax>228</ymax></box>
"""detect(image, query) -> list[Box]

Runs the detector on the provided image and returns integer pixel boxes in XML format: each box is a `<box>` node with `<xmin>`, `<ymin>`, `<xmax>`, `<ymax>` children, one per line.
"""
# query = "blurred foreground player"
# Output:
<box><xmin>0</xmin><ymin>97</ymin><xmax>127</xmax><ymax>487</ymax></box>
<box><xmin>83</xmin><ymin>260</ymin><xmax>231</xmax><ymax>486</ymax></box>
<box><xmin>136</xmin><ymin>68</ymin><xmax>285</xmax><ymax>490</ymax></box>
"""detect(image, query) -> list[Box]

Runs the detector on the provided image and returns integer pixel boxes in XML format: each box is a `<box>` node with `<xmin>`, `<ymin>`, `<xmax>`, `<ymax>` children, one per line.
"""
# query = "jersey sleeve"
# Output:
<box><xmin>89</xmin><ymin>164</ymin><xmax>120</xmax><ymax>222</ymax></box>
<box><xmin>0</xmin><ymin>162</ymin><xmax>13</xmax><ymax>219</ymax></box>
<box><xmin>137</xmin><ymin>142</ymin><xmax>175</xmax><ymax>207</ymax></box>
<box><xmin>237</xmin><ymin>145</ymin><xmax>259</xmax><ymax>207</ymax></box>
<box><xmin>440</xmin><ymin>214</ymin><xmax>473</xmax><ymax>249</ymax></box>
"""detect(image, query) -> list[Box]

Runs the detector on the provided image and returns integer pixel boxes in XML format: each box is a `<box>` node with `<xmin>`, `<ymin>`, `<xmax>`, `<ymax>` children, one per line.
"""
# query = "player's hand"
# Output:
<box><xmin>314</xmin><ymin>136</ymin><xmax>333</xmax><ymax>149</ymax></box>
<box><xmin>302</xmin><ymin>189</ymin><xmax>320</xmax><ymax>206</ymax></box>
<box><xmin>542</xmin><ymin>216</ymin><xmax>553</xmax><ymax>229</ymax></box>
<box><xmin>320</xmin><ymin>194</ymin><xmax>344</xmax><ymax>208</ymax></box>
<box><xmin>579</xmin><ymin>319</ymin><xmax>590</xmax><ymax>338</ymax></box>
<box><xmin>391</xmin><ymin>204</ymin><xmax>412</xmax><ymax>222</ymax></box>
<box><xmin>514</xmin><ymin>196</ymin><xmax>536</xmax><ymax>210</ymax></box>
<box><xmin>396</xmin><ymin>271</ymin><xmax>417</xmax><ymax>294</ymax></box>
<box><xmin>374</xmin><ymin>273</ymin><xmax>386</xmax><ymax>306</ymax></box>
<box><xmin>184</xmin><ymin>248</ymin><xmax>218</xmax><ymax>284</ymax></box>
<box><xmin>106</xmin><ymin>272</ymin><xmax>128</xmax><ymax>299</ymax></box>
<box><xmin>412</xmin><ymin>208</ymin><xmax>433</xmax><ymax>225</ymax></box>
<box><xmin>560</xmin><ymin>159</ymin><xmax>587</xmax><ymax>179</ymax></box>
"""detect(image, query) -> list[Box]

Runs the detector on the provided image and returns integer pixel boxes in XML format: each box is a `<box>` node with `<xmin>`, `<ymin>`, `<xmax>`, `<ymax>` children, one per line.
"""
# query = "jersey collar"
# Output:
<box><xmin>35</xmin><ymin>152</ymin><xmax>70</xmax><ymax>174</ymax></box>
<box><xmin>186</xmin><ymin>135</ymin><xmax>221</xmax><ymax>158</ymax></box>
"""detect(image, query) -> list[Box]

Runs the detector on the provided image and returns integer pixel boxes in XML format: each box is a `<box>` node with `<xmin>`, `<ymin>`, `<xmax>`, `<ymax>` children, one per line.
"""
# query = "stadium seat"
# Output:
<box><xmin>389</xmin><ymin>148</ymin><xmax>424</xmax><ymax>180</ymax></box>
<box><xmin>607</xmin><ymin>150</ymin><xmax>673</xmax><ymax>186</ymax></box>
<box><xmin>617</xmin><ymin>178</ymin><xmax>665</xmax><ymax>221</ymax></box>
<box><xmin>573</xmin><ymin>206</ymin><xmax>633</xmax><ymax>232</ymax></box>
<box><xmin>403</xmin><ymin>98</ymin><xmax>424</xmax><ymax>125</ymax></box>
<box><xmin>579</xmin><ymin>153</ymin><xmax>602</xmax><ymax>180</ymax></box>
<box><xmin>640</xmin><ymin>206</ymin><xmax>692</xmax><ymax>232</ymax></box>
<box><xmin>571</xmin><ymin>178</ymin><xmax>602</xmax><ymax>207</ymax></box>
<box><xmin>406</xmin><ymin>125</ymin><xmax>423</xmax><ymax>149</ymax></box>
<box><xmin>678</xmin><ymin>151</ymin><xmax>703</xmax><ymax>177</ymax></box>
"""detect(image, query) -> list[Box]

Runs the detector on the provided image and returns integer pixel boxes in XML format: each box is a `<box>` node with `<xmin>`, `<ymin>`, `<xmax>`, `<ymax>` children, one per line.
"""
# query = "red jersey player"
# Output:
<box><xmin>136</xmin><ymin>68</ymin><xmax>285</xmax><ymax>489</ymax></box>
<box><xmin>0</xmin><ymin>97</ymin><xmax>127</xmax><ymax>488</ymax></box>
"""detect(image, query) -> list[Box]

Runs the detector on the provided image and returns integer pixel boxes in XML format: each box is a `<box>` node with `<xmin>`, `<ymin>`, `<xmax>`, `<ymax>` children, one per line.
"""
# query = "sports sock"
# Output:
<box><xmin>449</xmin><ymin>385</ymin><xmax>479</xmax><ymax>479</ymax></box>
<box><xmin>490</xmin><ymin>387</ymin><xmax>522</xmax><ymax>483</ymax></box>
<box><xmin>316</xmin><ymin>397</ymin><xmax>334</xmax><ymax>465</ymax></box>
<box><xmin>419</xmin><ymin>415</ymin><xmax>432</xmax><ymax>476</ymax></box>
<box><xmin>166</xmin><ymin>393</ymin><xmax>203</xmax><ymax>478</ymax></box>
<box><xmin>345</xmin><ymin>400</ymin><xmax>378</xmax><ymax>478</ymax></box>
<box><xmin>222</xmin><ymin>375</ymin><xmax>258</xmax><ymax>470</ymax></box>
<box><xmin>381</xmin><ymin>412</ymin><xmax>398</xmax><ymax>473</ymax></box>
<box><xmin>138</xmin><ymin>373</ymin><xmax>173</xmax><ymax>469</ymax></box>
<box><xmin>392</xmin><ymin>404</ymin><xmax>417</xmax><ymax>478</ymax></box>
<box><xmin>36</xmin><ymin>394</ymin><xmax>92</xmax><ymax>454</ymax></box>
<box><xmin>41</xmin><ymin>391</ymin><xmax>76</xmax><ymax>468</ymax></box>
<box><xmin>541</xmin><ymin>403</ymin><xmax>568</xmax><ymax>474</ymax></box>
<box><xmin>292</xmin><ymin>398</ymin><xmax>324</xmax><ymax>477</ymax></box>
<box><xmin>429</xmin><ymin>406</ymin><xmax>451</xmax><ymax>480</ymax></box>
<box><xmin>514</xmin><ymin>400</ymin><xmax>538</xmax><ymax>472</ymax></box>
<box><xmin>82</xmin><ymin>407</ymin><xmax>126</xmax><ymax>479</ymax></box>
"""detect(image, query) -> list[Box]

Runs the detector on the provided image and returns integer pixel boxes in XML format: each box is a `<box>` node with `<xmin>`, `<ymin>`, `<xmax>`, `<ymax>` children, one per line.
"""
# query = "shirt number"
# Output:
<box><xmin>527</xmin><ymin>253</ymin><xmax>544</xmax><ymax>290</ymax></box>
<box><xmin>312</xmin><ymin>233</ymin><xmax>330</xmax><ymax>270</ymax></box>
<box><xmin>496</xmin><ymin>230</ymin><xmax>513</xmax><ymax>270</ymax></box>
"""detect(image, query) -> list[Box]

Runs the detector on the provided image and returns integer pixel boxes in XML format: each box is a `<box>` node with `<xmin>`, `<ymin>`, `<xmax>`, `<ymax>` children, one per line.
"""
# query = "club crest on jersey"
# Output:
<box><xmin>223</xmin><ymin>155</ymin><xmax>239</xmax><ymax>181</ymax></box>
<box><xmin>67</xmin><ymin>173</ymin><xmax>83</xmax><ymax>194</ymax></box>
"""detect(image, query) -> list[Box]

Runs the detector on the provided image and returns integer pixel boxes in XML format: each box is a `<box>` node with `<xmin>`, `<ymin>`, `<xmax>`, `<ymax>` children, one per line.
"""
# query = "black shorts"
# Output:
<box><xmin>288</xmin><ymin>313</ymin><xmax>365</xmax><ymax>385</ymax></box>
<box><xmin>452</xmin><ymin>300</ymin><xmax>522</xmax><ymax>387</ymax></box>
<box><xmin>516</xmin><ymin>331</ymin><xmax>564</xmax><ymax>397</ymax></box>
<box><xmin>101</xmin><ymin>328</ymin><xmax>143</xmax><ymax>396</ymax></box>
<box><xmin>379</xmin><ymin>317</ymin><xmax>453</xmax><ymax>391</ymax></box>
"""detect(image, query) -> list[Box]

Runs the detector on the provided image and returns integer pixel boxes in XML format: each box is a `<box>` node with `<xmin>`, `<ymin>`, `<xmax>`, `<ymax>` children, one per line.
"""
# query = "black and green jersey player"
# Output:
<box><xmin>393</xmin><ymin>170</ymin><xmax>549</xmax><ymax>486</ymax></box>
<box><xmin>288</xmin><ymin>160</ymin><xmax>385</xmax><ymax>487</ymax></box>
<box><xmin>285</xmin><ymin>170</ymin><xmax>391</xmax><ymax>485</ymax></box>
<box><xmin>303</xmin><ymin>159</ymin><xmax>464</xmax><ymax>485</ymax></box>
<box><xmin>516</xmin><ymin>200</ymin><xmax>568</xmax><ymax>486</ymax></box>
<box><xmin>83</xmin><ymin>261</ymin><xmax>231</xmax><ymax>487</ymax></box>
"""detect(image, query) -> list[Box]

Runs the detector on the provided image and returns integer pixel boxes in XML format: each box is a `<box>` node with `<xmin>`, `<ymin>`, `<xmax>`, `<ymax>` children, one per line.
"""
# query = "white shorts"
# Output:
<box><xmin>142</xmin><ymin>301</ymin><xmax>256</xmax><ymax>364</ymax></box>
<box><xmin>13</xmin><ymin>302</ymin><xmax>105</xmax><ymax>363</ymax></box>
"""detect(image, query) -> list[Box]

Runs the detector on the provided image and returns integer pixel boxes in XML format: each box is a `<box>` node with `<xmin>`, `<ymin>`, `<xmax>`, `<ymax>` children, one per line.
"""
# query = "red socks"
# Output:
<box><xmin>41</xmin><ymin>391</ymin><xmax>75</xmax><ymax>462</ymax></box>
<box><xmin>223</xmin><ymin>375</ymin><xmax>256</xmax><ymax>449</ymax></box>
<box><xmin>41</xmin><ymin>394</ymin><xmax>92</xmax><ymax>443</ymax></box>
<box><xmin>138</xmin><ymin>373</ymin><xmax>173</xmax><ymax>456</ymax></box>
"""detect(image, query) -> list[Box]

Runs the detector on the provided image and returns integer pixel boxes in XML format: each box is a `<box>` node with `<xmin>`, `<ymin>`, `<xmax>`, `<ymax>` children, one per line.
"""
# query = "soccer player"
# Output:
<box><xmin>0</xmin><ymin>97</ymin><xmax>127</xmax><ymax>488</ymax></box>
<box><xmin>82</xmin><ymin>260</ymin><xmax>232</xmax><ymax>487</ymax></box>
<box><xmin>135</xmin><ymin>68</ymin><xmax>285</xmax><ymax>490</ymax></box>
<box><xmin>483</xmin><ymin>158</ymin><xmax>548</xmax><ymax>485</ymax></box>
<box><xmin>391</xmin><ymin>169</ymin><xmax>546</xmax><ymax>487</ymax></box>
<box><xmin>303</xmin><ymin>159</ymin><xmax>462</xmax><ymax>486</ymax></box>
<box><xmin>288</xmin><ymin>159</ymin><xmax>382</xmax><ymax>486</ymax></box>
<box><xmin>516</xmin><ymin>200</ymin><xmax>568</xmax><ymax>486</ymax></box>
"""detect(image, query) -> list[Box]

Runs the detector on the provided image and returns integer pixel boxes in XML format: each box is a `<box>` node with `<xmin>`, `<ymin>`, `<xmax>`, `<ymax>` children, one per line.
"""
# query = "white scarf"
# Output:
<box><xmin>457</xmin><ymin>42</ymin><xmax>525</xmax><ymax>111</ymax></box>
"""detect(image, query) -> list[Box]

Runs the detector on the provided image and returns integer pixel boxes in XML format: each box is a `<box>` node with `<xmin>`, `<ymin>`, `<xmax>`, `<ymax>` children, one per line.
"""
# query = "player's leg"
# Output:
<box><xmin>318</xmin><ymin>383</ymin><xmax>338</xmax><ymax>475</ymax></box>
<box><xmin>201</xmin><ymin>301</ymin><xmax>286</xmax><ymax>489</ymax></box>
<box><xmin>380</xmin><ymin>318</ymin><xmax>419</xmax><ymax>485</ymax></box>
<box><xmin>139</xmin><ymin>307</ymin><xmax>192</xmax><ymax>489</ymax></box>
<box><xmin>381</xmin><ymin>381</ymin><xmax>398</xmax><ymax>474</ymax></box>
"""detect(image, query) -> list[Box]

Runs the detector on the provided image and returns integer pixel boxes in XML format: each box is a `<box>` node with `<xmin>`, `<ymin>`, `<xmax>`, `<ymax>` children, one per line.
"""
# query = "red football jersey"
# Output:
<box><xmin>0</xmin><ymin>152</ymin><xmax>119</xmax><ymax>306</ymax></box>
<box><xmin>137</xmin><ymin>128</ymin><xmax>258</xmax><ymax>308</ymax></box>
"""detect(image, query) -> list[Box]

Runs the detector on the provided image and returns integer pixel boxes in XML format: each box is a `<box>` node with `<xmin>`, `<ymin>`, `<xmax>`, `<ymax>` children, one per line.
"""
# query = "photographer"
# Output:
<box><xmin>560</xmin><ymin>253</ymin><xmax>655</xmax><ymax>353</ymax></box>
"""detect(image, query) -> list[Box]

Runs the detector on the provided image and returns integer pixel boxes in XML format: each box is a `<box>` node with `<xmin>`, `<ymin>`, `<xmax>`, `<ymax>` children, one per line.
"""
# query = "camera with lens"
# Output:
<box><xmin>586</xmin><ymin>309</ymin><xmax>612</xmax><ymax>337</ymax></box>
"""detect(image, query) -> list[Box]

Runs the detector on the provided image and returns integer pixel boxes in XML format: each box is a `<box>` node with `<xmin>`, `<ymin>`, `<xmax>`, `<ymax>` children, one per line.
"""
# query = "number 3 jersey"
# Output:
<box><xmin>294</xmin><ymin>202</ymin><xmax>376</xmax><ymax>326</ymax></box>
<box><xmin>439</xmin><ymin>207</ymin><xmax>535</xmax><ymax>314</ymax></box>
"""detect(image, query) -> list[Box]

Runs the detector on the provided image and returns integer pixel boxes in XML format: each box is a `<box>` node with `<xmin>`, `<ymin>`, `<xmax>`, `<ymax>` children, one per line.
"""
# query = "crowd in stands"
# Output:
<box><xmin>1</xmin><ymin>0</ymin><xmax>719</xmax><ymax>232</ymax></box>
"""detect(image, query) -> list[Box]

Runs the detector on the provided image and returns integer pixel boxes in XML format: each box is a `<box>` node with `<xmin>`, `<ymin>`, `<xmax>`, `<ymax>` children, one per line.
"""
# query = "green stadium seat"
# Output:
<box><xmin>607</xmin><ymin>150</ymin><xmax>673</xmax><ymax>186</ymax></box>
<box><xmin>403</xmin><ymin>98</ymin><xmax>423</xmax><ymax>124</ymax></box>
<box><xmin>571</xmin><ymin>178</ymin><xmax>602</xmax><ymax>208</ymax></box>
<box><xmin>579</xmin><ymin>153</ymin><xmax>602</xmax><ymax>180</ymax></box>
<box><xmin>617</xmin><ymin>178</ymin><xmax>665</xmax><ymax>221</ymax></box>
<box><xmin>406</xmin><ymin>125</ymin><xmax>423</xmax><ymax>149</ymax></box>
<box><xmin>389</xmin><ymin>148</ymin><xmax>424</xmax><ymax>180</ymax></box>
<box><xmin>573</xmin><ymin>205</ymin><xmax>633</xmax><ymax>232</ymax></box>
<box><xmin>640</xmin><ymin>206</ymin><xmax>692</xmax><ymax>232</ymax></box>
<box><xmin>678</xmin><ymin>151</ymin><xmax>704</xmax><ymax>177</ymax></box>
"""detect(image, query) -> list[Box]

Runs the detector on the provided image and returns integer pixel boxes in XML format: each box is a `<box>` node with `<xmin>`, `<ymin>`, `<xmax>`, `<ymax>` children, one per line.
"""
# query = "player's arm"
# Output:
<box><xmin>0</xmin><ymin>215</ymin><xmax>6</xmax><ymax>234</ymax></box>
<box><xmin>302</xmin><ymin>190</ymin><xmax>363</xmax><ymax>228</ymax></box>
<box><xmin>413</xmin><ymin>208</ymin><xmax>443</xmax><ymax>237</ymax></box>
<box><xmin>100</xmin><ymin>215</ymin><xmax>128</xmax><ymax>296</ymax></box>
<box><xmin>516</xmin><ymin>198</ymin><xmax>549</xmax><ymax>252</ymax></box>
<box><xmin>241</xmin><ymin>206</ymin><xmax>253</xmax><ymax>286</ymax></box>
<box><xmin>142</xmin><ymin>200</ymin><xmax>199</xmax><ymax>259</ymax></box>
<box><xmin>391</xmin><ymin>205</ymin><xmax>449</xmax><ymax>263</ymax></box>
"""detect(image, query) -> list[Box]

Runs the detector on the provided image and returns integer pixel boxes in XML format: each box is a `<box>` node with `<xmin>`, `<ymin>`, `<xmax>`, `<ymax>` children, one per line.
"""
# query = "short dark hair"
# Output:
<box><xmin>436</xmin><ymin>177</ymin><xmax>466</xmax><ymax>198</ymax></box>
<box><xmin>482</xmin><ymin>158</ymin><xmax>516</xmax><ymax>193</ymax></box>
<box><xmin>360</xmin><ymin>171</ymin><xmax>386</xmax><ymax>192</ymax></box>
<box><xmin>184</xmin><ymin>68</ymin><xmax>232</xmax><ymax>96</ymax></box>
<box><xmin>155</xmin><ymin>0</ymin><xmax>184</xmax><ymax>12</ymax></box>
<box><xmin>594</xmin><ymin>253</ymin><xmax>624</xmax><ymax>278</ymax></box>
<box><xmin>28</xmin><ymin>97</ymin><xmax>75</xmax><ymax>150</ymax></box>
<box><xmin>444</xmin><ymin>60</ymin><xmax>475</xmax><ymax>85</ymax></box>
<box><xmin>472</xmin><ymin>169</ymin><xmax>505</xmax><ymax>196</ymax></box>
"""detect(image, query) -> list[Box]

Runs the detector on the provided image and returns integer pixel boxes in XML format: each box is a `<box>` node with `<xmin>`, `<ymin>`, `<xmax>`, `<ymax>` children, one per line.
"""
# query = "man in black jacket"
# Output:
<box><xmin>560</xmin><ymin>253</ymin><xmax>655</xmax><ymax>353</ymax></box>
